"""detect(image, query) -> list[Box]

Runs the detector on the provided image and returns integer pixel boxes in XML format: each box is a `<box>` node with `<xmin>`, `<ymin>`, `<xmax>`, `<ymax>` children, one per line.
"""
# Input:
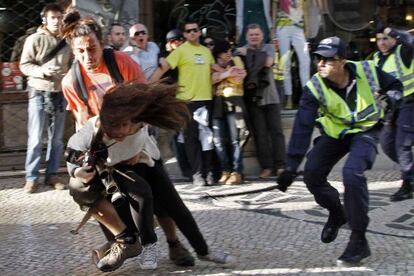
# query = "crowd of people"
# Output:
<box><xmin>18</xmin><ymin>2</ymin><xmax>412</xmax><ymax>273</ymax></box>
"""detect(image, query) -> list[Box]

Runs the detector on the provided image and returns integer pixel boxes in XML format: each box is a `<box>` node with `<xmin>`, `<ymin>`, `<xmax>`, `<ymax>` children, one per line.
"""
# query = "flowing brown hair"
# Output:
<box><xmin>100</xmin><ymin>81</ymin><xmax>190</xmax><ymax>135</ymax></box>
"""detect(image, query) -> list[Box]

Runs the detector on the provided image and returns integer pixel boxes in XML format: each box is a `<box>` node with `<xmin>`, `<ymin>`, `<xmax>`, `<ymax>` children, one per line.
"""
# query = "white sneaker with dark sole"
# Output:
<box><xmin>138</xmin><ymin>242</ymin><xmax>158</xmax><ymax>270</ymax></box>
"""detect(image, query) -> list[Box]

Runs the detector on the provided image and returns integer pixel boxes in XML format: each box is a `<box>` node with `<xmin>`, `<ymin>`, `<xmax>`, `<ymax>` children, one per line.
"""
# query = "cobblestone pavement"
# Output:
<box><xmin>0</xmin><ymin>170</ymin><xmax>413</xmax><ymax>275</ymax></box>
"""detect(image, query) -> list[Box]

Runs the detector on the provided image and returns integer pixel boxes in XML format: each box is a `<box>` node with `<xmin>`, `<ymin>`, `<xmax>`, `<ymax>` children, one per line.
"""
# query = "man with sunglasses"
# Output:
<box><xmin>375</xmin><ymin>27</ymin><xmax>414</xmax><ymax>202</ymax></box>
<box><xmin>124</xmin><ymin>23</ymin><xmax>160</xmax><ymax>80</ymax></box>
<box><xmin>276</xmin><ymin>36</ymin><xmax>402</xmax><ymax>266</ymax></box>
<box><xmin>106</xmin><ymin>22</ymin><xmax>126</xmax><ymax>51</ymax></box>
<box><xmin>151</xmin><ymin>21</ymin><xmax>216</xmax><ymax>187</ymax></box>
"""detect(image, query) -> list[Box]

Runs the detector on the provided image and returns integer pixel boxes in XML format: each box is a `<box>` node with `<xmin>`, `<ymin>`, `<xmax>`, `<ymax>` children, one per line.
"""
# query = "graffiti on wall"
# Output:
<box><xmin>169</xmin><ymin>0</ymin><xmax>236</xmax><ymax>39</ymax></box>
<box><xmin>74</xmin><ymin>0</ymin><xmax>138</xmax><ymax>30</ymax></box>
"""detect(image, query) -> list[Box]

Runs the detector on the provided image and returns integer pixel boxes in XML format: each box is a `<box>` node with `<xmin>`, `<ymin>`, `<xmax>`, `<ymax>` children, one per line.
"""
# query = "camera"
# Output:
<box><xmin>82</xmin><ymin>150</ymin><xmax>97</xmax><ymax>172</ymax></box>
<box><xmin>98</xmin><ymin>167</ymin><xmax>125</xmax><ymax>207</ymax></box>
<box><xmin>65</xmin><ymin>147</ymin><xmax>124</xmax><ymax>206</ymax></box>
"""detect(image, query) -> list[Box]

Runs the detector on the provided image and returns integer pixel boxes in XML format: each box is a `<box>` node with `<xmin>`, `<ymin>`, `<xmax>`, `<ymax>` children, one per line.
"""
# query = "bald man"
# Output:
<box><xmin>124</xmin><ymin>23</ymin><xmax>160</xmax><ymax>79</ymax></box>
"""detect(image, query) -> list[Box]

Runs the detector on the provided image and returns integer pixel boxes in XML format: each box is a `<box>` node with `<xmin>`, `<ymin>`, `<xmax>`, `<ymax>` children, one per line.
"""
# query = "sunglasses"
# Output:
<box><xmin>184</xmin><ymin>28</ymin><xmax>199</xmax><ymax>34</ymax></box>
<box><xmin>134</xmin><ymin>30</ymin><xmax>147</xmax><ymax>36</ymax></box>
<box><xmin>317</xmin><ymin>56</ymin><xmax>340</xmax><ymax>63</ymax></box>
<box><xmin>205</xmin><ymin>42</ymin><xmax>214</xmax><ymax>47</ymax></box>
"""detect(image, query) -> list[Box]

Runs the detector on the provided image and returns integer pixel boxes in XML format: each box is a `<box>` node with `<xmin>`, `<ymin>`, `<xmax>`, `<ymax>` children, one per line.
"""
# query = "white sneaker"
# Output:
<box><xmin>198</xmin><ymin>250</ymin><xmax>235</xmax><ymax>266</ymax></box>
<box><xmin>138</xmin><ymin>242</ymin><xmax>158</xmax><ymax>270</ymax></box>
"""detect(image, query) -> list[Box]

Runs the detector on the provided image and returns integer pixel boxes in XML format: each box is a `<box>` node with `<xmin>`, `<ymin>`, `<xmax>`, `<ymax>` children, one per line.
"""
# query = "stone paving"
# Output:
<box><xmin>0</xmin><ymin>170</ymin><xmax>413</xmax><ymax>275</ymax></box>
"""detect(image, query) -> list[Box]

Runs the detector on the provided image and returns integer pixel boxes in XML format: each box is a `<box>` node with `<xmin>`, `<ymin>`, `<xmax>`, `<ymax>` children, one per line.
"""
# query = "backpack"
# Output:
<box><xmin>71</xmin><ymin>48</ymin><xmax>124</xmax><ymax>104</ymax></box>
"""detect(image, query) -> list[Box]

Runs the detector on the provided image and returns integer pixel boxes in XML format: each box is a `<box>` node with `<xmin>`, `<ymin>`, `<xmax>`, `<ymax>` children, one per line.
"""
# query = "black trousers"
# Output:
<box><xmin>114</xmin><ymin>168</ymin><xmax>157</xmax><ymax>245</ymax></box>
<box><xmin>303</xmin><ymin>128</ymin><xmax>380</xmax><ymax>233</ymax></box>
<box><xmin>133</xmin><ymin>160</ymin><xmax>209</xmax><ymax>256</ymax></box>
<box><xmin>246</xmin><ymin>102</ymin><xmax>286</xmax><ymax>170</ymax></box>
<box><xmin>69</xmin><ymin>167</ymin><xmax>157</xmax><ymax>245</ymax></box>
<box><xmin>184</xmin><ymin>101</ymin><xmax>214</xmax><ymax>177</ymax></box>
<box><xmin>380</xmin><ymin>102</ymin><xmax>414</xmax><ymax>181</ymax></box>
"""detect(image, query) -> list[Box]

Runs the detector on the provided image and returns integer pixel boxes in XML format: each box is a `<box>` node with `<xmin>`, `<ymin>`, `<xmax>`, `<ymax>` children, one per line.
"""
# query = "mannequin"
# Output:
<box><xmin>272</xmin><ymin>0</ymin><xmax>317</xmax><ymax>109</ymax></box>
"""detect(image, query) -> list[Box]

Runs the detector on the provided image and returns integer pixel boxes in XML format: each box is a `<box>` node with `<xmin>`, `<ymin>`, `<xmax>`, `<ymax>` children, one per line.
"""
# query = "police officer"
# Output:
<box><xmin>375</xmin><ymin>27</ymin><xmax>414</xmax><ymax>202</ymax></box>
<box><xmin>276</xmin><ymin>37</ymin><xmax>403</xmax><ymax>265</ymax></box>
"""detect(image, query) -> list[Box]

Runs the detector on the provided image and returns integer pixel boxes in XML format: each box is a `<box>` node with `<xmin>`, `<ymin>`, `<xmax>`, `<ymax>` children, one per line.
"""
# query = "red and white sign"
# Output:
<box><xmin>1</xmin><ymin>62</ymin><xmax>24</xmax><ymax>91</ymax></box>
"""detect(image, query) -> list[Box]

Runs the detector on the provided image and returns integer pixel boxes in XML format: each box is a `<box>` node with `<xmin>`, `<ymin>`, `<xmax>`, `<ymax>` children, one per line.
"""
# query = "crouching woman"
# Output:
<box><xmin>65</xmin><ymin>81</ymin><xmax>189</xmax><ymax>272</ymax></box>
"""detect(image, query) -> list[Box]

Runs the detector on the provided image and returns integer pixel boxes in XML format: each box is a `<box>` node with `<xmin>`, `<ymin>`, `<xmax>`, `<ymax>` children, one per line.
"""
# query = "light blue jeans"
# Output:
<box><xmin>276</xmin><ymin>25</ymin><xmax>311</xmax><ymax>96</ymax></box>
<box><xmin>25</xmin><ymin>88</ymin><xmax>67</xmax><ymax>182</ymax></box>
<box><xmin>212</xmin><ymin>113</ymin><xmax>243</xmax><ymax>173</ymax></box>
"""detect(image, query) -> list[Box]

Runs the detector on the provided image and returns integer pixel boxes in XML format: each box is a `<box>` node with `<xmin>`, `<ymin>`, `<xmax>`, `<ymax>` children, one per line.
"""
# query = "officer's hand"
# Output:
<box><xmin>74</xmin><ymin>166</ymin><xmax>96</xmax><ymax>184</ymax></box>
<box><xmin>276</xmin><ymin>170</ymin><xmax>297</xmax><ymax>192</ymax></box>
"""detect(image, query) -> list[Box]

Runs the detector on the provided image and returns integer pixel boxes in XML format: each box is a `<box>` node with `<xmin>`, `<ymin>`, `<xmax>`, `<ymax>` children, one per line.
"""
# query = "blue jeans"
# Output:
<box><xmin>25</xmin><ymin>88</ymin><xmax>67</xmax><ymax>181</ymax></box>
<box><xmin>212</xmin><ymin>112</ymin><xmax>243</xmax><ymax>173</ymax></box>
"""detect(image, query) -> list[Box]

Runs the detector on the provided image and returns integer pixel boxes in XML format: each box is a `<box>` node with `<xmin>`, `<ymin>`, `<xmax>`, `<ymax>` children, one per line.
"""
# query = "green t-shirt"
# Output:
<box><xmin>166</xmin><ymin>41</ymin><xmax>214</xmax><ymax>101</ymax></box>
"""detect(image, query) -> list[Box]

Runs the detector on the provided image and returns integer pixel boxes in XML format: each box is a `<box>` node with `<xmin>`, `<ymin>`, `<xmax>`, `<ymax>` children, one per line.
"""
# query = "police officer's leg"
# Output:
<box><xmin>392</xmin><ymin>104</ymin><xmax>414</xmax><ymax>201</ymax></box>
<box><xmin>303</xmin><ymin>135</ymin><xmax>349</xmax><ymax>211</ymax></box>
<box><xmin>338</xmin><ymin>130</ymin><xmax>378</xmax><ymax>264</ymax></box>
<box><xmin>379</xmin><ymin>122</ymin><xmax>398</xmax><ymax>163</ymax></box>
<box><xmin>304</xmin><ymin>135</ymin><xmax>349</xmax><ymax>244</ymax></box>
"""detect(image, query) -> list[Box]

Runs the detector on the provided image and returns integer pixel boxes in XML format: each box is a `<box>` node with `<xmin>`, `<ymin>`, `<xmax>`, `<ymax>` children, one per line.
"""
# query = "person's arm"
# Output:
<box><xmin>276</xmin><ymin>85</ymin><xmax>319</xmax><ymax>192</ymax></box>
<box><xmin>375</xmin><ymin>66</ymin><xmax>403</xmax><ymax>99</ymax></box>
<box><xmin>66</xmin><ymin>121</ymin><xmax>96</xmax><ymax>182</ymax></box>
<box><xmin>271</xmin><ymin>0</ymin><xmax>279</xmax><ymax>39</ymax></box>
<box><xmin>264</xmin><ymin>44</ymin><xmax>275</xmax><ymax>67</ymax></box>
<box><xmin>150</xmin><ymin>59</ymin><xmax>171</xmax><ymax>83</ymax></box>
<box><xmin>286</xmin><ymin>86</ymin><xmax>319</xmax><ymax>172</ymax></box>
<box><xmin>211</xmin><ymin>64</ymin><xmax>246</xmax><ymax>85</ymax></box>
<box><xmin>19</xmin><ymin>34</ymin><xmax>58</xmax><ymax>78</ymax></box>
<box><xmin>61</xmin><ymin>74</ymin><xmax>90</xmax><ymax>129</ymax></box>
<box><xmin>374</xmin><ymin>66</ymin><xmax>403</xmax><ymax>118</ymax></box>
<box><xmin>385</xmin><ymin>27</ymin><xmax>413</xmax><ymax>67</ymax></box>
<box><xmin>115</xmin><ymin>51</ymin><xmax>147</xmax><ymax>83</ymax></box>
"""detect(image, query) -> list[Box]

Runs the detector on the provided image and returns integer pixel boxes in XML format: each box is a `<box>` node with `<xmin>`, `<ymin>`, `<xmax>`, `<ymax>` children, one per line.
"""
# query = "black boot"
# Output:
<box><xmin>321</xmin><ymin>207</ymin><xmax>347</xmax><ymax>243</ymax></box>
<box><xmin>390</xmin><ymin>180</ymin><xmax>413</xmax><ymax>202</ymax></box>
<box><xmin>337</xmin><ymin>238</ymin><xmax>371</xmax><ymax>265</ymax></box>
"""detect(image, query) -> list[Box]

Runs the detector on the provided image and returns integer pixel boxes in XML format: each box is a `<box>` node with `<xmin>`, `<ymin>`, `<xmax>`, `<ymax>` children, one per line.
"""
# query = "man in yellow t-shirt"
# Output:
<box><xmin>151</xmin><ymin>21</ymin><xmax>215</xmax><ymax>186</ymax></box>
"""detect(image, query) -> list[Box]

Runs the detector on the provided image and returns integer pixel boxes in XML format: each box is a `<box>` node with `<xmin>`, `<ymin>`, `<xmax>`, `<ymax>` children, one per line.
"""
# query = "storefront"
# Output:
<box><xmin>0</xmin><ymin>0</ymin><xmax>412</xmax><ymax>158</ymax></box>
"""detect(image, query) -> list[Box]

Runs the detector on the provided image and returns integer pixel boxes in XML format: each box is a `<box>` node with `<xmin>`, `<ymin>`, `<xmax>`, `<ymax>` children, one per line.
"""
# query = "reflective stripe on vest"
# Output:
<box><xmin>306</xmin><ymin>61</ymin><xmax>383</xmax><ymax>138</ymax></box>
<box><xmin>374</xmin><ymin>45</ymin><xmax>414</xmax><ymax>97</ymax></box>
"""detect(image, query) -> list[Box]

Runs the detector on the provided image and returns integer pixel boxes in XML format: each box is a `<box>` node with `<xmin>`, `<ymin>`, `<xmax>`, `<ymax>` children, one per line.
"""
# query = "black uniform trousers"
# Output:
<box><xmin>380</xmin><ymin>101</ymin><xmax>414</xmax><ymax>181</ymax></box>
<box><xmin>303</xmin><ymin>127</ymin><xmax>381</xmax><ymax>233</ymax></box>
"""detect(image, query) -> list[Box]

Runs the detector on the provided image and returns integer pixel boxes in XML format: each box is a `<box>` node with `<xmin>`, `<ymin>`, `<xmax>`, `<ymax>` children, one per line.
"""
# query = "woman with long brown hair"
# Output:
<box><xmin>61</xmin><ymin>10</ymin><xmax>196</xmax><ymax>269</ymax></box>
<box><xmin>67</xmin><ymin>81</ymin><xmax>235</xmax><ymax>272</ymax></box>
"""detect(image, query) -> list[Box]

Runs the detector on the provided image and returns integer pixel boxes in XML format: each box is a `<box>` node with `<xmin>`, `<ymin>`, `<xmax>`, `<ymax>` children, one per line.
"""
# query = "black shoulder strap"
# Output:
<box><xmin>71</xmin><ymin>61</ymin><xmax>89</xmax><ymax>104</ymax></box>
<box><xmin>103</xmin><ymin>48</ymin><xmax>124</xmax><ymax>84</ymax></box>
<box><xmin>71</xmin><ymin>48</ymin><xmax>124</xmax><ymax>105</ymax></box>
<box><xmin>91</xmin><ymin>127</ymin><xmax>104</xmax><ymax>152</ymax></box>
<box><xmin>41</xmin><ymin>39</ymin><xmax>67</xmax><ymax>64</ymax></box>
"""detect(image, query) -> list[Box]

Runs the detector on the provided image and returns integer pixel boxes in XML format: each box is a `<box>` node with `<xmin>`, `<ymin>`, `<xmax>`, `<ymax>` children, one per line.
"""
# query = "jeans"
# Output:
<box><xmin>25</xmin><ymin>88</ymin><xmax>67</xmax><ymax>181</ymax></box>
<box><xmin>212</xmin><ymin>113</ymin><xmax>243</xmax><ymax>173</ymax></box>
<box><xmin>276</xmin><ymin>25</ymin><xmax>310</xmax><ymax>96</ymax></box>
<box><xmin>303</xmin><ymin>129</ymin><xmax>380</xmax><ymax>233</ymax></box>
<box><xmin>246</xmin><ymin>103</ymin><xmax>286</xmax><ymax>170</ymax></box>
